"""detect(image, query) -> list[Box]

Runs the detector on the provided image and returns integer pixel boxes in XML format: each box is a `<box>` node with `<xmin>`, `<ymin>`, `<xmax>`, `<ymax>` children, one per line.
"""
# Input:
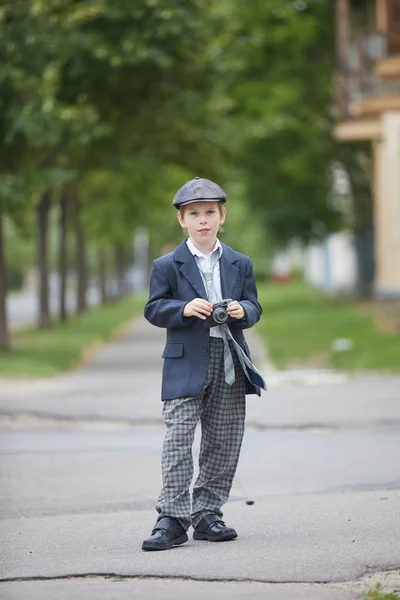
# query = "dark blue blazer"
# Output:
<box><xmin>144</xmin><ymin>240</ymin><xmax>262</xmax><ymax>400</ymax></box>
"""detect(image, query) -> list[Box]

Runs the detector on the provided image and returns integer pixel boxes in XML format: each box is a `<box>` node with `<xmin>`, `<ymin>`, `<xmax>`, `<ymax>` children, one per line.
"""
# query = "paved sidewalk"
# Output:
<box><xmin>0</xmin><ymin>317</ymin><xmax>400</xmax><ymax>600</ymax></box>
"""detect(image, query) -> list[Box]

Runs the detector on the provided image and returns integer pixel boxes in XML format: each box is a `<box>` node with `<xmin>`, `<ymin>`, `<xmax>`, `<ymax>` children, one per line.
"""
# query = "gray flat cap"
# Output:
<box><xmin>173</xmin><ymin>176</ymin><xmax>227</xmax><ymax>208</ymax></box>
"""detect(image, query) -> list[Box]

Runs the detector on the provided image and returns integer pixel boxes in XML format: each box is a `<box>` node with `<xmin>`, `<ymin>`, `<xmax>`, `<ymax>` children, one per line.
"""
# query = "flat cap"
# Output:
<box><xmin>173</xmin><ymin>176</ymin><xmax>227</xmax><ymax>208</ymax></box>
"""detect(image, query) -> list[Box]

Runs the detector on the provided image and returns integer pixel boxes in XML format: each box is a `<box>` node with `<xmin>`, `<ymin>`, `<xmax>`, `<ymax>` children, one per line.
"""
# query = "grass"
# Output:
<box><xmin>2</xmin><ymin>281</ymin><xmax>400</xmax><ymax>377</ymax></box>
<box><xmin>366</xmin><ymin>584</ymin><xmax>400</xmax><ymax>599</ymax></box>
<box><xmin>0</xmin><ymin>294</ymin><xmax>146</xmax><ymax>378</ymax></box>
<box><xmin>255</xmin><ymin>281</ymin><xmax>400</xmax><ymax>372</ymax></box>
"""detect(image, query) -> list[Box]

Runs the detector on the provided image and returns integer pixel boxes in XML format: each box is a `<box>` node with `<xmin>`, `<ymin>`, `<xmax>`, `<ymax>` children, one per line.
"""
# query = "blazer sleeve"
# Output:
<box><xmin>236</xmin><ymin>257</ymin><xmax>262</xmax><ymax>330</ymax></box>
<box><xmin>144</xmin><ymin>260</ymin><xmax>195</xmax><ymax>329</ymax></box>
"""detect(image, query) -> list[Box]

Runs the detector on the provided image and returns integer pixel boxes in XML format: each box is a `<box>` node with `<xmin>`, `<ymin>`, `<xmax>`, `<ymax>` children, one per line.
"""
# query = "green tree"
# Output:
<box><xmin>225</xmin><ymin>0</ymin><xmax>343</xmax><ymax>245</ymax></box>
<box><xmin>0</xmin><ymin>0</ymin><xmax>233</xmax><ymax>343</ymax></box>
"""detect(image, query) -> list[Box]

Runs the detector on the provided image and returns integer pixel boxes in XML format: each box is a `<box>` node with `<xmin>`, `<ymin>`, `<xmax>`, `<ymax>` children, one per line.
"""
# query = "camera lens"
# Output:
<box><xmin>213</xmin><ymin>307</ymin><xmax>228</xmax><ymax>324</ymax></box>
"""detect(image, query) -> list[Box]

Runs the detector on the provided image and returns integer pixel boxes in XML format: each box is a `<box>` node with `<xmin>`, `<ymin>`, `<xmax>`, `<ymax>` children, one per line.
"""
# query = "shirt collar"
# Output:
<box><xmin>186</xmin><ymin>238</ymin><xmax>222</xmax><ymax>260</ymax></box>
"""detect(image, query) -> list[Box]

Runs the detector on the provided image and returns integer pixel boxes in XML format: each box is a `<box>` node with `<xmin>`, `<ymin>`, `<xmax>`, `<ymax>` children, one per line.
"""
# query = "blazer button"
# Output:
<box><xmin>204</xmin><ymin>347</ymin><xmax>209</xmax><ymax>353</ymax></box>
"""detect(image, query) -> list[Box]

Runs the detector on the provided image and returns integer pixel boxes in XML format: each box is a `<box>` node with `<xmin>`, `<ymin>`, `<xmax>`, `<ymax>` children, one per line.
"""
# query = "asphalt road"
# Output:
<box><xmin>0</xmin><ymin>317</ymin><xmax>399</xmax><ymax>600</ymax></box>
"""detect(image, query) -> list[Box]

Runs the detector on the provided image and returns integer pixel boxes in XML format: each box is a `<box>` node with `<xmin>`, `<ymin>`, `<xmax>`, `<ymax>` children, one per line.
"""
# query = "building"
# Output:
<box><xmin>335</xmin><ymin>0</ymin><xmax>400</xmax><ymax>298</ymax></box>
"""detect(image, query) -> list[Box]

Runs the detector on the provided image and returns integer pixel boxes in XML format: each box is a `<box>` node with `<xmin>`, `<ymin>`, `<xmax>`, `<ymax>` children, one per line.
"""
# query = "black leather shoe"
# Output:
<box><xmin>193</xmin><ymin>514</ymin><xmax>238</xmax><ymax>542</ymax></box>
<box><xmin>142</xmin><ymin>517</ymin><xmax>188</xmax><ymax>551</ymax></box>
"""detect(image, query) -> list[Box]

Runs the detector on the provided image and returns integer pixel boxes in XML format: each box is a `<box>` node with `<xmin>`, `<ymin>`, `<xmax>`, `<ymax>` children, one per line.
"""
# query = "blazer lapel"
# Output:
<box><xmin>220</xmin><ymin>244</ymin><xmax>239</xmax><ymax>299</ymax></box>
<box><xmin>174</xmin><ymin>240</ymin><xmax>239</xmax><ymax>300</ymax></box>
<box><xmin>180</xmin><ymin>259</ymin><xmax>207</xmax><ymax>297</ymax></box>
<box><xmin>175</xmin><ymin>241</ymin><xmax>207</xmax><ymax>298</ymax></box>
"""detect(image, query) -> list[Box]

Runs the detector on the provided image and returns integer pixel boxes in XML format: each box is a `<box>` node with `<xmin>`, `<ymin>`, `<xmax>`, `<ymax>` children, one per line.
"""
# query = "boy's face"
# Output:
<box><xmin>177</xmin><ymin>201</ymin><xmax>226</xmax><ymax>248</ymax></box>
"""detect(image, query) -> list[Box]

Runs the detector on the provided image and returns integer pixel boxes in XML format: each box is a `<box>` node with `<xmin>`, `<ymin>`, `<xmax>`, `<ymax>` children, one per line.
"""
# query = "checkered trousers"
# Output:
<box><xmin>155</xmin><ymin>337</ymin><xmax>246</xmax><ymax>530</ymax></box>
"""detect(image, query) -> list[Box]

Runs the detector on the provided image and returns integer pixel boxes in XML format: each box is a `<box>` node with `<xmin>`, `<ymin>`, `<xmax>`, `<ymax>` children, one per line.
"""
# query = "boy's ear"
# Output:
<box><xmin>177</xmin><ymin>210</ymin><xmax>184</xmax><ymax>228</ymax></box>
<box><xmin>220</xmin><ymin>206</ymin><xmax>226</xmax><ymax>225</ymax></box>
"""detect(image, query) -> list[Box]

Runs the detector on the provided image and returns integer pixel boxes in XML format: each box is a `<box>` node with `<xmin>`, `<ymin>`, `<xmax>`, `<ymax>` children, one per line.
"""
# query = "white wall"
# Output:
<box><xmin>374</xmin><ymin>111</ymin><xmax>400</xmax><ymax>297</ymax></box>
<box><xmin>273</xmin><ymin>231</ymin><xmax>358</xmax><ymax>294</ymax></box>
<box><xmin>303</xmin><ymin>241</ymin><xmax>325</xmax><ymax>288</ymax></box>
<box><xmin>303</xmin><ymin>232</ymin><xmax>357</xmax><ymax>293</ymax></box>
<box><xmin>327</xmin><ymin>232</ymin><xmax>357</xmax><ymax>292</ymax></box>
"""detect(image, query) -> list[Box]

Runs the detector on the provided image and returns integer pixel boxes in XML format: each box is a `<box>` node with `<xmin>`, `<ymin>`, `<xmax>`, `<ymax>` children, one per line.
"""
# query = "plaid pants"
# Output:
<box><xmin>155</xmin><ymin>337</ymin><xmax>246</xmax><ymax>530</ymax></box>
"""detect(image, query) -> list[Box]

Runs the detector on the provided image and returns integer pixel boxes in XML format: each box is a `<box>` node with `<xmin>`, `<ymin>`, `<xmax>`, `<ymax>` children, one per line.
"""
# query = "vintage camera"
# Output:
<box><xmin>204</xmin><ymin>298</ymin><xmax>233</xmax><ymax>329</ymax></box>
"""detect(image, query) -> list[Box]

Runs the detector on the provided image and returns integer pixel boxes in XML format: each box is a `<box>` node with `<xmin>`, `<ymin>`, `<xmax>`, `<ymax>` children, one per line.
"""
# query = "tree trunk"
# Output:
<box><xmin>115</xmin><ymin>243</ymin><xmax>126</xmax><ymax>299</ymax></box>
<box><xmin>59</xmin><ymin>190</ymin><xmax>68</xmax><ymax>322</ymax></box>
<box><xmin>348</xmin><ymin>146</ymin><xmax>375</xmax><ymax>299</ymax></box>
<box><xmin>354</xmin><ymin>223</ymin><xmax>375</xmax><ymax>299</ymax></box>
<box><xmin>75</xmin><ymin>194</ymin><xmax>87</xmax><ymax>314</ymax></box>
<box><xmin>98</xmin><ymin>250</ymin><xmax>108</xmax><ymax>304</ymax></box>
<box><xmin>37</xmin><ymin>190</ymin><xmax>52</xmax><ymax>329</ymax></box>
<box><xmin>0</xmin><ymin>209</ymin><xmax>9</xmax><ymax>349</ymax></box>
<box><xmin>339</xmin><ymin>142</ymin><xmax>375</xmax><ymax>299</ymax></box>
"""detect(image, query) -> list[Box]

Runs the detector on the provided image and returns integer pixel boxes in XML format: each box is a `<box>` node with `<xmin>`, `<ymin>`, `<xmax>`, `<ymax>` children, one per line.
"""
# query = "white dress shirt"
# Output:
<box><xmin>186</xmin><ymin>238</ymin><xmax>223</xmax><ymax>338</ymax></box>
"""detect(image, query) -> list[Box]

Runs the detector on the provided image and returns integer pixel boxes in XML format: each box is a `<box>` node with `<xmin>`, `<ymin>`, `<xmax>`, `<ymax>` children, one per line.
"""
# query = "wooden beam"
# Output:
<box><xmin>353</xmin><ymin>94</ymin><xmax>400</xmax><ymax>116</ymax></box>
<box><xmin>376</xmin><ymin>0</ymin><xmax>388</xmax><ymax>33</ymax></box>
<box><xmin>334</xmin><ymin>119</ymin><xmax>382</xmax><ymax>141</ymax></box>
<box><xmin>375</xmin><ymin>56</ymin><xmax>400</xmax><ymax>77</ymax></box>
<box><xmin>336</xmin><ymin>0</ymin><xmax>350</xmax><ymax>72</ymax></box>
<box><xmin>387</xmin><ymin>0</ymin><xmax>400</xmax><ymax>52</ymax></box>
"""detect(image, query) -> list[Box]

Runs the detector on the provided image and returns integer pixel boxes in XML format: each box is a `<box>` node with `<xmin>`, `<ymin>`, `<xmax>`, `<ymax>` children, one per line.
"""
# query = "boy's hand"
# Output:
<box><xmin>183</xmin><ymin>298</ymin><xmax>213</xmax><ymax>320</ymax></box>
<box><xmin>227</xmin><ymin>300</ymin><xmax>245</xmax><ymax>320</ymax></box>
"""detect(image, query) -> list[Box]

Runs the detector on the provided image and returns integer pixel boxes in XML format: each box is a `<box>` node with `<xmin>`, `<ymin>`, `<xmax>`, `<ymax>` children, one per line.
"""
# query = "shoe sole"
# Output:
<box><xmin>142</xmin><ymin>532</ymin><xmax>188</xmax><ymax>551</ymax></box>
<box><xmin>193</xmin><ymin>531</ymin><xmax>237</xmax><ymax>542</ymax></box>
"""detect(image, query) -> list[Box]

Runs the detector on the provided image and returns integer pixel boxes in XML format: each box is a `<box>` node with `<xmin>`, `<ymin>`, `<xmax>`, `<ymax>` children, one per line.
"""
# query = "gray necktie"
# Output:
<box><xmin>196</xmin><ymin>251</ymin><xmax>236</xmax><ymax>386</ymax></box>
<box><xmin>196</xmin><ymin>250</ymin><xmax>267</xmax><ymax>391</ymax></box>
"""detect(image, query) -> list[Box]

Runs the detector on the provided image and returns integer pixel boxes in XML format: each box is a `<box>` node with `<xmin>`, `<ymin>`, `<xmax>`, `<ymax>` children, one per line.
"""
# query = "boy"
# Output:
<box><xmin>142</xmin><ymin>176</ymin><xmax>266</xmax><ymax>551</ymax></box>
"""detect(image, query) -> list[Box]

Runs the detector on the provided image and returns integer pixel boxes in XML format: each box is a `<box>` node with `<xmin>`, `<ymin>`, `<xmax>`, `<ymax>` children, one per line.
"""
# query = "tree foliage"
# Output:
<box><xmin>225</xmin><ymin>0</ymin><xmax>344</xmax><ymax>244</ymax></box>
<box><xmin>1</xmin><ymin>0</ymin><xmax>369</xmax><ymax>310</ymax></box>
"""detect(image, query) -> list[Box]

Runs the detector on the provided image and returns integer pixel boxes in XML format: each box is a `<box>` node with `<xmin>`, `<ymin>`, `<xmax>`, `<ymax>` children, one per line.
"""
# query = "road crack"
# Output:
<box><xmin>1</xmin><ymin>410</ymin><xmax>400</xmax><ymax>432</ymax></box>
<box><xmin>1</xmin><ymin>566</ymin><xmax>400</xmax><ymax>588</ymax></box>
